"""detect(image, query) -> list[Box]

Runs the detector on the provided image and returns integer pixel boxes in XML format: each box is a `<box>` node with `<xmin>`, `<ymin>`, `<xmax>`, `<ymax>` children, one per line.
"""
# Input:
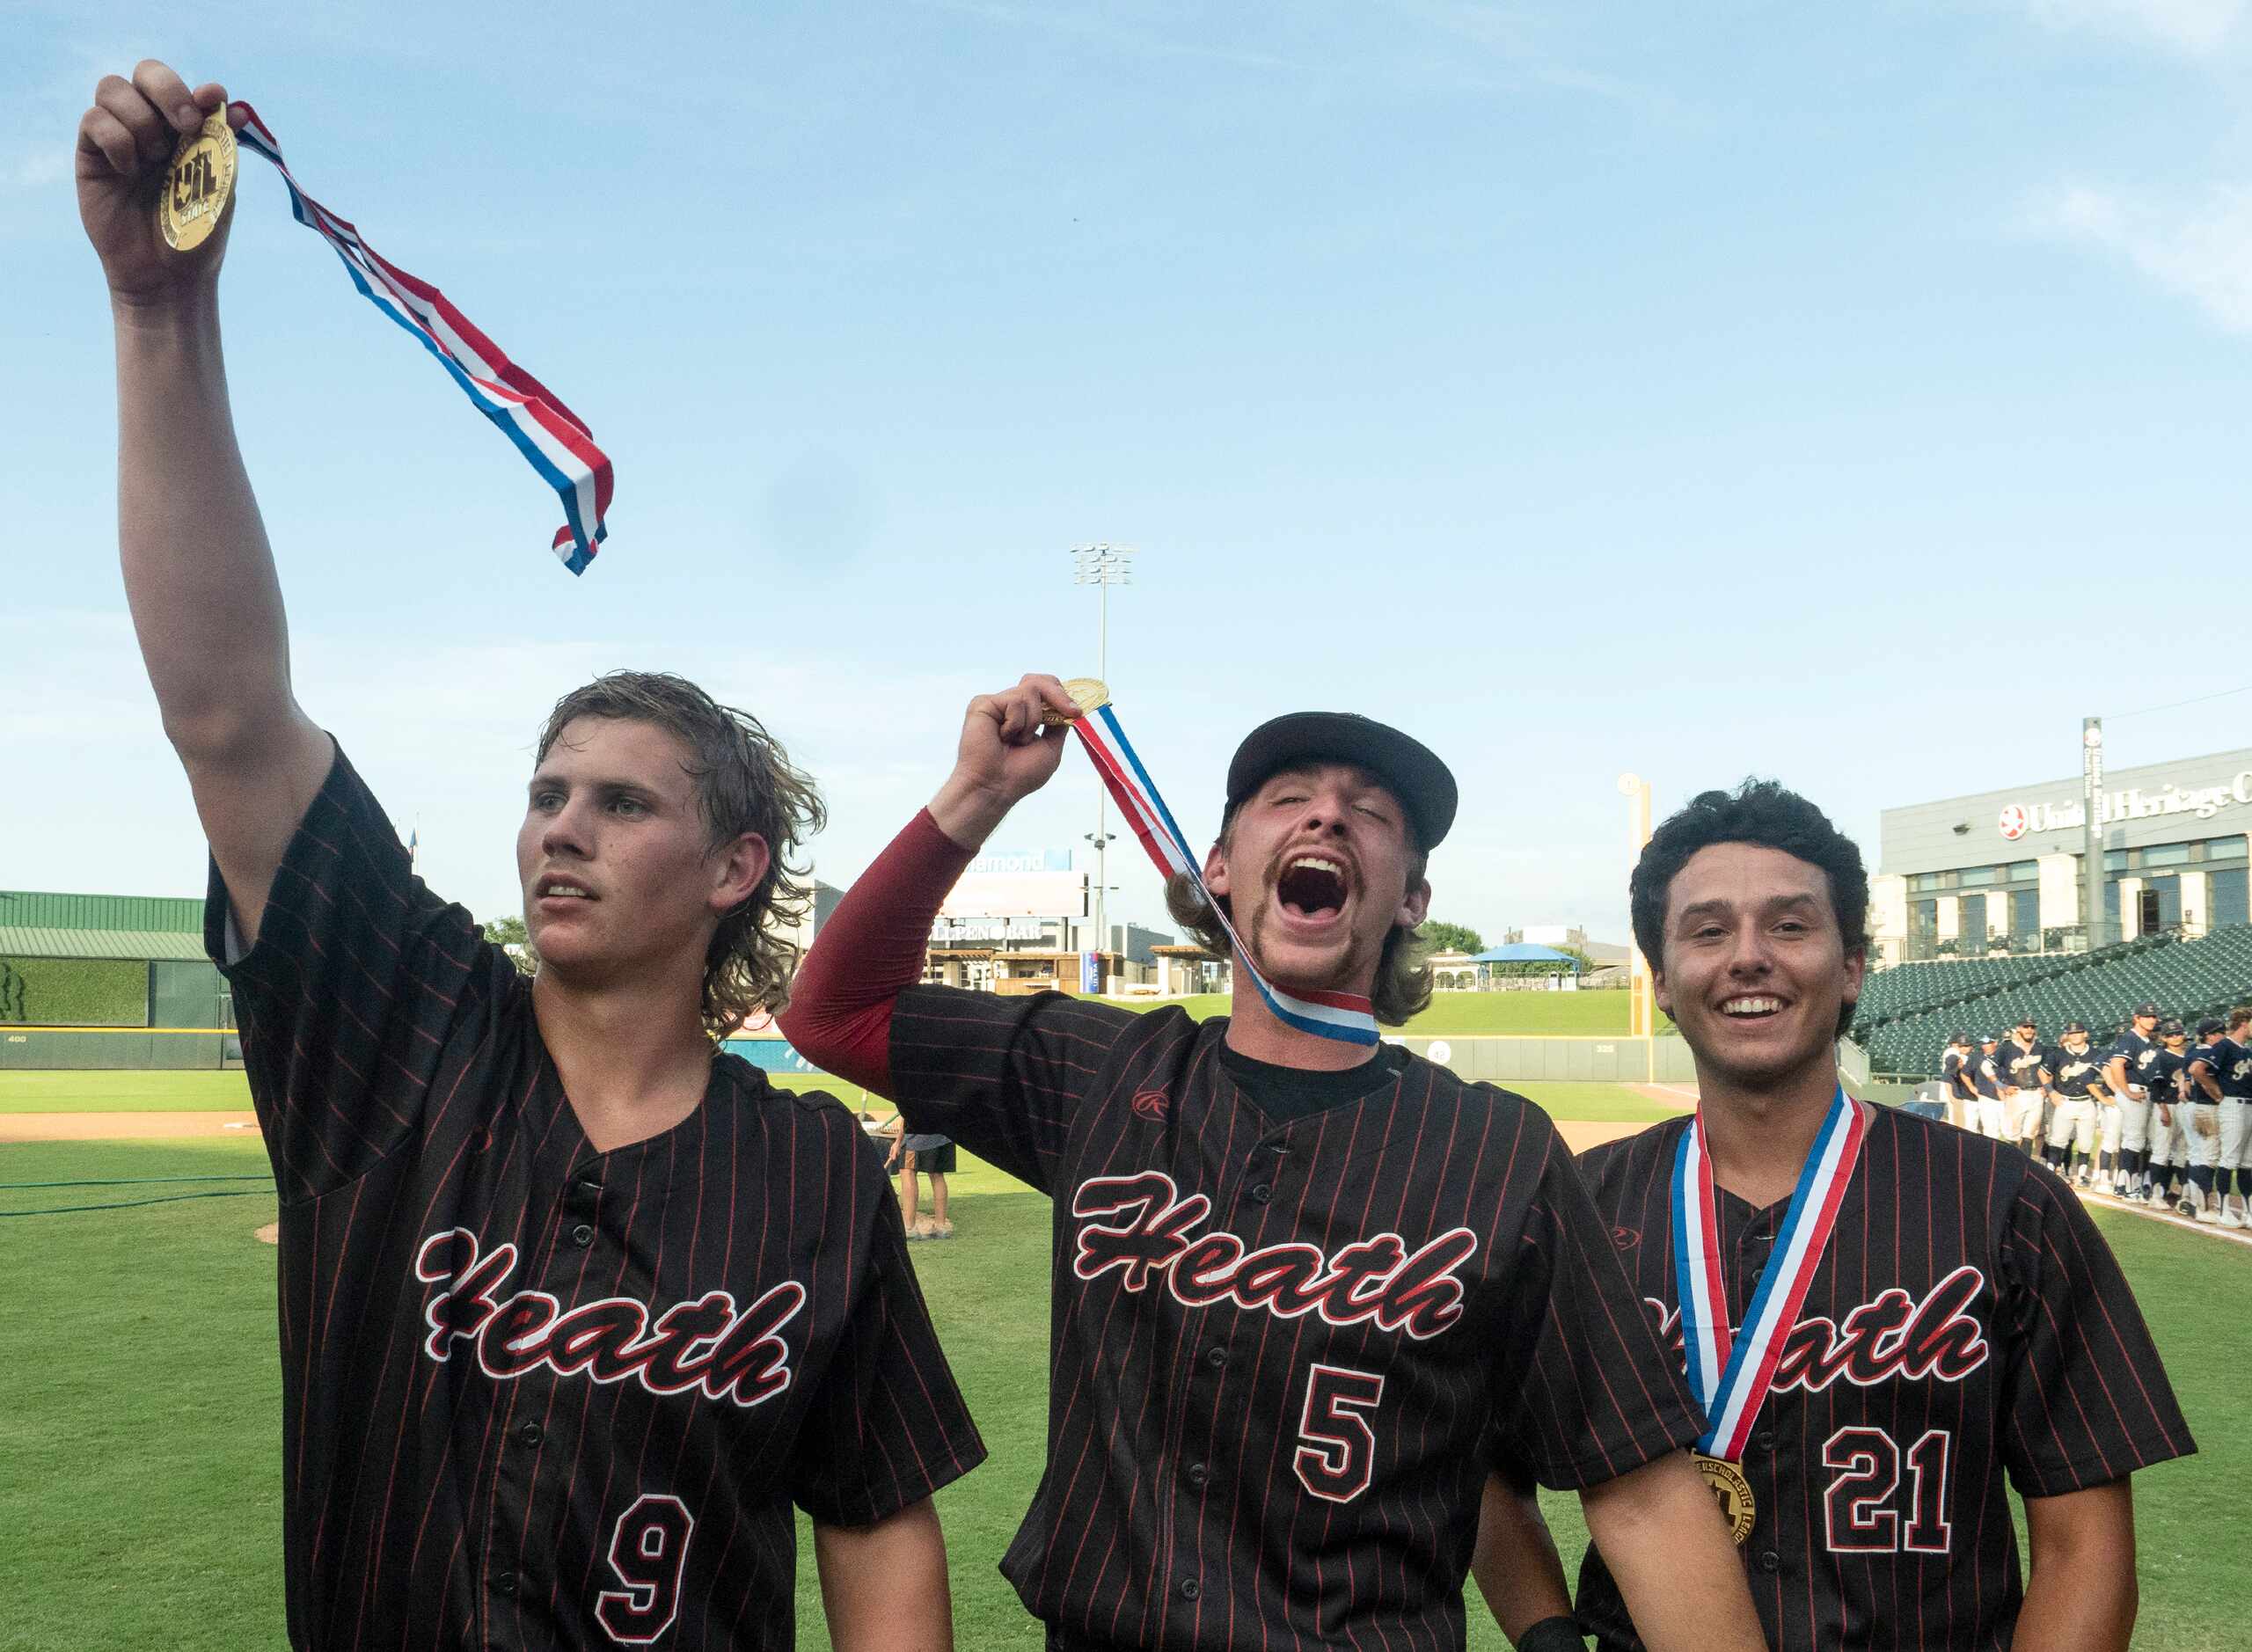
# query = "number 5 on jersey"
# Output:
<box><xmin>1294</xmin><ymin>1364</ymin><xmax>1385</xmax><ymax>1503</ymax></box>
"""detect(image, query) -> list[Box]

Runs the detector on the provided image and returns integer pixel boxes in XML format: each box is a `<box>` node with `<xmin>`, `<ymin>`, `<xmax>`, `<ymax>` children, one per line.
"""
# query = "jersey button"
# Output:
<box><xmin>518</xmin><ymin>1421</ymin><xmax>544</xmax><ymax>1448</ymax></box>
<box><xmin>1752</xmin><ymin>1429</ymin><xmax>1774</xmax><ymax>1452</ymax></box>
<box><xmin>570</xmin><ymin>1223</ymin><xmax>596</xmax><ymax>1247</ymax></box>
<box><xmin>1205</xmin><ymin>1346</ymin><xmax>1229</xmax><ymax>1370</ymax></box>
<box><xmin>1186</xmin><ymin>1462</ymin><xmax>1210</xmax><ymax>1488</ymax></box>
<box><xmin>494</xmin><ymin>1569</ymin><xmax>519</xmax><ymax>1597</ymax></box>
<box><xmin>1249</xmin><ymin>1184</ymin><xmax>1272</xmax><ymax>1204</ymax></box>
<box><xmin>1179</xmin><ymin>1579</ymin><xmax>1202</xmax><ymax>1602</ymax></box>
<box><xmin>1757</xmin><ymin>1550</ymin><xmax>1780</xmax><ymax>1575</ymax></box>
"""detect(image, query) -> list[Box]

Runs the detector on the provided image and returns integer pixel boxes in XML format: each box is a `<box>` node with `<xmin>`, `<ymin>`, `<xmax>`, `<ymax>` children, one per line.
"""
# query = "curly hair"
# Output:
<box><xmin>1162</xmin><ymin>799</ymin><xmax>1434</xmax><ymax>1027</ymax></box>
<box><xmin>535</xmin><ymin>672</ymin><xmax>826</xmax><ymax>1039</ymax></box>
<box><xmin>1628</xmin><ymin>778</ymin><xmax>1869</xmax><ymax>1039</ymax></box>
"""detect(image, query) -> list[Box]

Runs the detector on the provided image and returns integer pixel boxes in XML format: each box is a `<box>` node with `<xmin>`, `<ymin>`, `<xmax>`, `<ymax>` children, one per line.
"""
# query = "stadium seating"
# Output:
<box><xmin>1861</xmin><ymin>924</ymin><xmax>2252</xmax><ymax>1077</ymax></box>
<box><xmin>1853</xmin><ymin>953</ymin><xmax>2077</xmax><ymax>1026</ymax></box>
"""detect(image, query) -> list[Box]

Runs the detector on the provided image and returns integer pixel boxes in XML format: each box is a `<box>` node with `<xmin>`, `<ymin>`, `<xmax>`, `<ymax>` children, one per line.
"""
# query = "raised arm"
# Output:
<box><xmin>80</xmin><ymin>60</ymin><xmax>333</xmax><ymax>944</ymax></box>
<box><xmin>779</xmin><ymin>673</ymin><xmax>1083</xmax><ymax>1091</ymax></box>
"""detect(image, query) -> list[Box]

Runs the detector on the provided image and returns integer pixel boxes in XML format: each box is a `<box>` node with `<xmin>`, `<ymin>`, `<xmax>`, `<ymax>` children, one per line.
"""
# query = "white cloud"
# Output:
<box><xmin>2043</xmin><ymin>181</ymin><xmax>2252</xmax><ymax>332</ymax></box>
<box><xmin>7</xmin><ymin>144</ymin><xmax>70</xmax><ymax>191</ymax></box>
<box><xmin>2024</xmin><ymin>0</ymin><xmax>2248</xmax><ymax>55</ymax></box>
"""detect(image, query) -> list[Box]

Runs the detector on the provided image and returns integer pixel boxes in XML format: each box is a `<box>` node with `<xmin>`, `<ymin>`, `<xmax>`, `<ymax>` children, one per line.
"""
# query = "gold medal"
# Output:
<box><xmin>1693</xmin><ymin>1452</ymin><xmax>1757</xmax><ymax>1546</ymax></box>
<box><xmin>158</xmin><ymin>108</ymin><xmax>237</xmax><ymax>252</ymax></box>
<box><xmin>1040</xmin><ymin>676</ymin><xmax>1111</xmax><ymax>727</ymax></box>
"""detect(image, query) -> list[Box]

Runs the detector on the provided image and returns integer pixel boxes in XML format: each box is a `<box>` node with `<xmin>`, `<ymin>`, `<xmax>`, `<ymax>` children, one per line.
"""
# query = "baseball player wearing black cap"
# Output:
<box><xmin>2103</xmin><ymin>1004</ymin><xmax>2164</xmax><ymax>1198</ymax></box>
<box><xmin>2044</xmin><ymin>1022</ymin><xmax>2111</xmax><ymax>1186</ymax></box>
<box><xmin>2142</xmin><ymin>1025</ymin><xmax>2186</xmax><ymax>1205</ymax></box>
<box><xmin>2181</xmin><ymin>1019</ymin><xmax>2241</xmax><ymax>1224</ymax></box>
<box><xmin>2000</xmin><ymin>1018</ymin><xmax>2050</xmax><ymax>1153</ymax></box>
<box><xmin>781</xmin><ymin>676</ymin><xmax>1766</xmax><ymax>1652</ymax></box>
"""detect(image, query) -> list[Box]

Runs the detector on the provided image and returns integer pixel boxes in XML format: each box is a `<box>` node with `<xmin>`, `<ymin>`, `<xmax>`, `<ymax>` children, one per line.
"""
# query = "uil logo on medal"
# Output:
<box><xmin>159</xmin><ymin>108</ymin><xmax>237</xmax><ymax>252</ymax></box>
<box><xmin>1694</xmin><ymin>1452</ymin><xmax>1757</xmax><ymax>1546</ymax></box>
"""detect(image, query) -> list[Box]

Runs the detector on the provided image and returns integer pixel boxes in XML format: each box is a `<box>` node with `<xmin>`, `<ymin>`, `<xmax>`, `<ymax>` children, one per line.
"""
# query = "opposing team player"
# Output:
<box><xmin>2045</xmin><ymin>1022</ymin><xmax>2112</xmax><ymax>1188</ymax></box>
<box><xmin>2182</xmin><ymin>1019</ymin><xmax>2238</xmax><ymax>1224</ymax></box>
<box><xmin>1940</xmin><ymin>1032</ymin><xmax>1979</xmax><ymax>1129</ymax></box>
<box><xmin>1971</xmin><ymin>1032</ymin><xmax>2008</xmax><ymax>1138</ymax></box>
<box><xmin>2103</xmin><ymin>1002</ymin><xmax>2163</xmax><ymax>1197</ymax></box>
<box><xmin>82</xmin><ymin>61</ymin><xmax>983</xmax><ymax>1648</ymax></box>
<box><xmin>2219</xmin><ymin>1008</ymin><xmax>2252</xmax><ymax>1224</ymax></box>
<box><xmin>1473</xmin><ymin>780</ymin><xmax>2192</xmax><ymax>1652</ymax></box>
<box><xmin>781</xmin><ymin>676</ymin><xmax>1766</xmax><ymax>1651</ymax></box>
<box><xmin>2000</xmin><ymin>1017</ymin><xmax>2050</xmax><ymax>1153</ymax></box>
<box><xmin>2140</xmin><ymin>1023</ymin><xmax>2185</xmax><ymax>1204</ymax></box>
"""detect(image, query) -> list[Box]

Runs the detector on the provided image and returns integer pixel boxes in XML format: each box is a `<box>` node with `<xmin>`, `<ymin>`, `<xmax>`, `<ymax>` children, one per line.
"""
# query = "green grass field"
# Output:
<box><xmin>0</xmin><ymin>992</ymin><xmax>1652</xmax><ymax>1115</ymax></box>
<box><xmin>2</xmin><ymin>1090</ymin><xmax>2242</xmax><ymax>1650</ymax></box>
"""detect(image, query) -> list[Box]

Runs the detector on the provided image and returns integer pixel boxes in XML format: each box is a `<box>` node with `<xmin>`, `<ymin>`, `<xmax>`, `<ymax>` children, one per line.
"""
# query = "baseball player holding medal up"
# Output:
<box><xmin>1473</xmin><ymin>781</ymin><xmax>2195</xmax><ymax>1650</ymax></box>
<box><xmin>79</xmin><ymin>60</ymin><xmax>984</xmax><ymax>1649</ymax></box>
<box><xmin>782</xmin><ymin>675</ymin><xmax>1766</xmax><ymax>1652</ymax></box>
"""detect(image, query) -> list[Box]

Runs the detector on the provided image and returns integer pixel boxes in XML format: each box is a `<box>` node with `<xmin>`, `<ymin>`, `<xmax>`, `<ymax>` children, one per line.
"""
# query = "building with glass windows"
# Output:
<box><xmin>1871</xmin><ymin>747</ymin><xmax>2252</xmax><ymax>966</ymax></box>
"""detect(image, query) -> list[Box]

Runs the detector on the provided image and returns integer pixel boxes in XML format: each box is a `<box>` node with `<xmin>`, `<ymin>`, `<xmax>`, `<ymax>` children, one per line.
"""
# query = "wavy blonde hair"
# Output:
<box><xmin>536</xmin><ymin>672</ymin><xmax>826</xmax><ymax>1038</ymax></box>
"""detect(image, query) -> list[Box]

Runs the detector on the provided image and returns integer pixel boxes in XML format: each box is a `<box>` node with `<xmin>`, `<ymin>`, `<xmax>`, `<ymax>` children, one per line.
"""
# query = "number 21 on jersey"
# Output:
<box><xmin>1823</xmin><ymin>1427</ymin><xmax>1952</xmax><ymax>1554</ymax></box>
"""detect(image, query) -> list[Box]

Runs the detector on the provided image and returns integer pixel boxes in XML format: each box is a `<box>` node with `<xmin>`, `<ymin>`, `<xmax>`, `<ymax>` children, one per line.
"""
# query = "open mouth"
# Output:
<box><xmin>1276</xmin><ymin>856</ymin><xmax>1349</xmax><ymax>922</ymax></box>
<box><xmin>535</xmin><ymin>875</ymin><xmax>597</xmax><ymax>903</ymax></box>
<box><xmin>1718</xmin><ymin>995</ymin><xmax>1783</xmax><ymax>1021</ymax></box>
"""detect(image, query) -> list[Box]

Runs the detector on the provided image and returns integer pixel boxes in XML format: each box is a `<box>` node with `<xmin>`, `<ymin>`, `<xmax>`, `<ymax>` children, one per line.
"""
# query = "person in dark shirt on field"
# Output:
<box><xmin>1473</xmin><ymin>780</ymin><xmax>2193</xmax><ymax>1652</ymax></box>
<box><xmin>1941</xmin><ymin>1033</ymin><xmax>1979</xmax><ymax>1129</ymax></box>
<box><xmin>2000</xmin><ymin>1018</ymin><xmax>2050</xmax><ymax>1154</ymax></box>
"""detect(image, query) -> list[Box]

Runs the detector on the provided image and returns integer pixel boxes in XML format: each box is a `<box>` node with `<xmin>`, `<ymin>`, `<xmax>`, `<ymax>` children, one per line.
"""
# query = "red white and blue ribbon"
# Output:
<box><xmin>229</xmin><ymin>104</ymin><xmax>614</xmax><ymax>574</ymax></box>
<box><xmin>1071</xmin><ymin>703</ymin><xmax>1378</xmax><ymax>1046</ymax></box>
<box><xmin>1671</xmin><ymin>1085</ymin><xmax>1867</xmax><ymax>1460</ymax></box>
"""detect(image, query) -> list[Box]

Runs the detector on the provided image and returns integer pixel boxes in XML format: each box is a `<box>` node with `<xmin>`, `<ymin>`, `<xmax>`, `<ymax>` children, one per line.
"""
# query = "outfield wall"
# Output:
<box><xmin>0</xmin><ymin>1027</ymin><xmax>232</xmax><ymax>1070</ymax></box>
<box><xmin>1388</xmin><ymin>1034</ymin><xmax>1698</xmax><ymax>1084</ymax></box>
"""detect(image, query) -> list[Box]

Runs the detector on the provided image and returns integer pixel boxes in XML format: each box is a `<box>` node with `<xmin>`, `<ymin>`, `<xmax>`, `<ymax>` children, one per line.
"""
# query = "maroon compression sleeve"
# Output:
<box><xmin>778</xmin><ymin>808</ymin><xmax>976</xmax><ymax>1093</ymax></box>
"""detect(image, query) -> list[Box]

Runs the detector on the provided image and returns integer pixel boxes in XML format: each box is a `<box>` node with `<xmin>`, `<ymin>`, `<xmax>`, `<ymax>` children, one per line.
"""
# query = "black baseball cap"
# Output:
<box><xmin>1225</xmin><ymin>713</ymin><xmax>1458</xmax><ymax>851</ymax></box>
<box><xmin>2013</xmin><ymin>1016</ymin><xmax>2036</xmax><ymax>1029</ymax></box>
<box><xmin>1951</xmin><ymin>1030</ymin><xmax>1971</xmax><ymax>1045</ymax></box>
<box><xmin>2198</xmin><ymin>1017</ymin><xmax>2226</xmax><ymax>1037</ymax></box>
<box><xmin>2133</xmin><ymin>1001</ymin><xmax>2161</xmax><ymax>1019</ymax></box>
<box><xmin>1980</xmin><ymin>1033</ymin><xmax>1999</xmax><ymax>1044</ymax></box>
<box><xmin>2062</xmin><ymin>1020</ymin><xmax>2088</xmax><ymax>1035</ymax></box>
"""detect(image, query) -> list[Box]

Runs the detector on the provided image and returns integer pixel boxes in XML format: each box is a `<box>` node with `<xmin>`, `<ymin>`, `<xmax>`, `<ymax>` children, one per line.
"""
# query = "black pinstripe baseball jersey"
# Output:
<box><xmin>886</xmin><ymin>984</ymin><xmax>1701</xmax><ymax>1651</ymax></box>
<box><xmin>208</xmin><ymin>748</ymin><xmax>983</xmax><ymax>1649</ymax></box>
<box><xmin>1569</xmin><ymin>1107</ymin><xmax>2193</xmax><ymax>1652</ymax></box>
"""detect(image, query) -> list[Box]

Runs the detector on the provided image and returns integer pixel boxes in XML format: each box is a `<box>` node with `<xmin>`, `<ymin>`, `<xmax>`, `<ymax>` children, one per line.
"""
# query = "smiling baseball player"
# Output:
<box><xmin>1473</xmin><ymin>780</ymin><xmax>2193</xmax><ymax>1652</ymax></box>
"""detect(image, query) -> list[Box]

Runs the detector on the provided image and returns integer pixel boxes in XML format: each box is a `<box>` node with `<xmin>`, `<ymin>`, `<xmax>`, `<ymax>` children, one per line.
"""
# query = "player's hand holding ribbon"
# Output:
<box><xmin>77</xmin><ymin>60</ymin><xmax>614</xmax><ymax>574</ymax></box>
<box><xmin>929</xmin><ymin>675</ymin><xmax>1089</xmax><ymax>848</ymax></box>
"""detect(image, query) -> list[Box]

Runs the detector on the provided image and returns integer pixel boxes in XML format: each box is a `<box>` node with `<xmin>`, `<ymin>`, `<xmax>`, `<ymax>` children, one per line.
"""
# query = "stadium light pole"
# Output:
<box><xmin>2082</xmin><ymin>718</ymin><xmax>2107</xmax><ymax>951</ymax></box>
<box><xmin>1073</xmin><ymin>545</ymin><xmax>1135</xmax><ymax>982</ymax></box>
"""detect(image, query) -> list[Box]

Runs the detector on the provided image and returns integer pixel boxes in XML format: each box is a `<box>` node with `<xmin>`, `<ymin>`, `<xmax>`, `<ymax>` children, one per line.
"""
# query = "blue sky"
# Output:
<box><xmin>5</xmin><ymin>0</ymin><xmax>2250</xmax><ymax>946</ymax></box>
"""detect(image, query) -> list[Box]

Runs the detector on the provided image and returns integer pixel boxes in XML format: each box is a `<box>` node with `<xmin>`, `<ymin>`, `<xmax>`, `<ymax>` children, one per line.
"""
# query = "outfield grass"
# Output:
<box><xmin>2</xmin><ymin>1130</ymin><xmax>2241</xmax><ymax>1650</ymax></box>
<box><xmin>0</xmin><ymin>991</ymin><xmax>1657</xmax><ymax>1115</ymax></box>
<box><xmin>0</xmin><ymin>1066</ymin><xmax>870</xmax><ymax>1115</ymax></box>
